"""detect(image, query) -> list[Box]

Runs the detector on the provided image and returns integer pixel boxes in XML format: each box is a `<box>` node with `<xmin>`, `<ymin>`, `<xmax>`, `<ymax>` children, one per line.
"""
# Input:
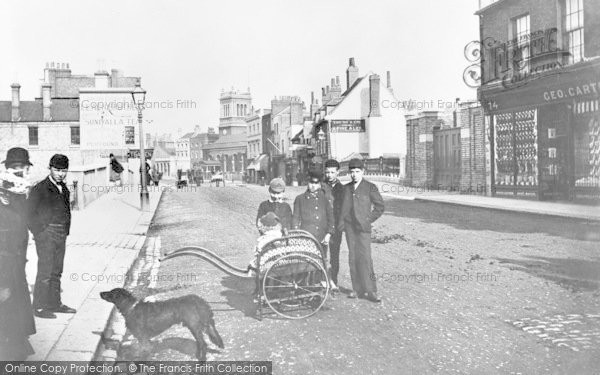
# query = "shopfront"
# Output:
<box><xmin>481</xmin><ymin>61</ymin><xmax>600</xmax><ymax>201</ymax></box>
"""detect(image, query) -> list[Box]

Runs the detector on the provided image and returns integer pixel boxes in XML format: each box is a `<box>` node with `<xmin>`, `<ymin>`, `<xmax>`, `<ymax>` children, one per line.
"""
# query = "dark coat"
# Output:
<box><xmin>337</xmin><ymin>179</ymin><xmax>384</xmax><ymax>233</ymax></box>
<box><xmin>292</xmin><ymin>188</ymin><xmax>335</xmax><ymax>241</ymax></box>
<box><xmin>0</xmin><ymin>193</ymin><xmax>36</xmax><ymax>346</ymax></box>
<box><xmin>256</xmin><ymin>200</ymin><xmax>293</xmax><ymax>230</ymax></box>
<box><xmin>322</xmin><ymin>180</ymin><xmax>345</xmax><ymax>228</ymax></box>
<box><xmin>27</xmin><ymin>177</ymin><xmax>71</xmax><ymax>236</ymax></box>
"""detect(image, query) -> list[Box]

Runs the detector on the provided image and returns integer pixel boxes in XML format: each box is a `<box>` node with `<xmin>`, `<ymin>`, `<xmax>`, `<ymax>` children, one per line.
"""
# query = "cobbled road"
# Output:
<box><xmin>117</xmin><ymin>183</ymin><xmax>600</xmax><ymax>374</ymax></box>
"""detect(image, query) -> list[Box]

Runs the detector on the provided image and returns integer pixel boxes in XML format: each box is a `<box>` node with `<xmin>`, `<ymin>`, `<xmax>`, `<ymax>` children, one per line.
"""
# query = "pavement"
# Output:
<box><xmin>355</xmin><ymin>178</ymin><xmax>600</xmax><ymax>222</ymax></box>
<box><xmin>24</xmin><ymin>183</ymin><xmax>163</xmax><ymax>361</ymax></box>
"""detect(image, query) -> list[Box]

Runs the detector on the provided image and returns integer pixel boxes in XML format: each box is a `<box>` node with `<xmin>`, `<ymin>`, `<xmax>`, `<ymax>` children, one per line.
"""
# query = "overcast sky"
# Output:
<box><xmin>1</xmin><ymin>0</ymin><xmax>480</xmax><ymax>136</ymax></box>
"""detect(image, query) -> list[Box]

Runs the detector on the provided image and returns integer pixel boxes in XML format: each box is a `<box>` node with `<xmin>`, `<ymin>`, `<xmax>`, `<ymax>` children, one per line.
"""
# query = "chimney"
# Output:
<box><xmin>336</xmin><ymin>76</ymin><xmax>340</xmax><ymax>87</ymax></box>
<box><xmin>346</xmin><ymin>57</ymin><xmax>359</xmax><ymax>90</ymax></box>
<box><xmin>42</xmin><ymin>83</ymin><xmax>52</xmax><ymax>121</ymax></box>
<box><xmin>94</xmin><ymin>71</ymin><xmax>109</xmax><ymax>88</ymax></box>
<box><xmin>111</xmin><ymin>69</ymin><xmax>123</xmax><ymax>87</ymax></box>
<box><xmin>11</xmin><ymin>83</ymin><xmax>20</xmax><ymax>121</ymax></box>
<box><xmin>369</xmin><ymin>74</ymin><xmax>381</xmax><ymax>117</ymax></box>
<box><xmin>194</xmin><ymin>125</ymin><xmax>201</xmax><ymax>134</ymax></box>
<box><xmin>386</xmin><ymin>71</ymin><xmax>393</xmax><ymax>94</ymax></box>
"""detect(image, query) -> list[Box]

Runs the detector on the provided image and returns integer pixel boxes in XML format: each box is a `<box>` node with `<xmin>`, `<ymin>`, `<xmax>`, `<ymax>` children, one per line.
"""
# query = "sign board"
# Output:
<box><xmin>127</xmin><ymin>149</ymin><xmax>154</xmax><ymax>159</ymax></box>
<box><xmin>79</xmin><ymin>92</ymin><xmax>138</xmax><ymax>149</ymax></box>
<box><xmin>330</xmin><ymin>119</ymin><xmax>366</xmax><ymax>133</ymax></box>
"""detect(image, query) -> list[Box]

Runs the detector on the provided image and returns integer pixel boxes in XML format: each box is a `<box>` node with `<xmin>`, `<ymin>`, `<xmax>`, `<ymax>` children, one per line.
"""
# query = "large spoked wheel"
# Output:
<box><xmin>262</xmin><ymin>253</ymin><xmax>329</xmax><ymax>319</ymax></box>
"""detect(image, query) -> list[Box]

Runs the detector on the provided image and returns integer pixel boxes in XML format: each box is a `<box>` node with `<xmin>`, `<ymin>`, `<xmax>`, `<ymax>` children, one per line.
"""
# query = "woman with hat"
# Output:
<box><xmin>0</xmin><ymin>147</ymin><xmax>36</xmax><ymax>359</ymax></box>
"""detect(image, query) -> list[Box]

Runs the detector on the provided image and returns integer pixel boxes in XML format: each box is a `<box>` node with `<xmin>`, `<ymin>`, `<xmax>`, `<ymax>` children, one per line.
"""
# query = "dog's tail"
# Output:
<box><xmin>207</xmin><ymin>317</ymin><xmax>224</xmax><ymax>349</ymax></box>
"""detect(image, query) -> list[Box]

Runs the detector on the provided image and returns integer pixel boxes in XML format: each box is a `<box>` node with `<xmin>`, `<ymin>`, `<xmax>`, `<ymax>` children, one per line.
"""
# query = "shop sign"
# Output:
<box><xmin>127</xmin><ymin>148</ymin><xmax>154</xmax><ymax>159</ymax></box>
<box><xmin>330</xmin><ymin>119</ymin><xmax>365</xmax><ymax>133</ymax></box>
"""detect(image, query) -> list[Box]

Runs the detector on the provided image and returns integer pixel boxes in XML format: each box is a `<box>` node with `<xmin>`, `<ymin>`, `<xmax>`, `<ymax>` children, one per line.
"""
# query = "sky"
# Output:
<box><xmin>1</xmin><ymin>0</ymin><xmax>480</xmax><ymax>136</ymax></box>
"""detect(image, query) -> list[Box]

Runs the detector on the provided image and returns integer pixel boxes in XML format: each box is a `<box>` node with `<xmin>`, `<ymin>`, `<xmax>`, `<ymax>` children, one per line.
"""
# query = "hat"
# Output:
<box><xmin>2</xmin><ymin>147</ymin><xmax>33</xmax><ymax>167</ymax></box>
<box><xmin>307</xmin><ymin>169</ymin><xmax>323</xmax><ymax>183</ymax></box>
<box><xmin>269</xmin><ymin>178</ymin><xmax>285</xmax><ymax>193</ymax></box>
<box><xmin>49</xmin><ymin>154</ymin><xmax>69</xmax><ymax>169</ymax></box>
<box><xmin>259</xmin><ymin>212</ymin><xmax>280</xmax><ymax>228</ymax></box>
<box><xmin>324</xmin><ymin>159</ymin><xmax>340</xmax><ymax>169</ymax></box>
<box><xmin>348</xmin><ymin>158</ymin><xmax>364</xmax><ymax>170</ymax></box>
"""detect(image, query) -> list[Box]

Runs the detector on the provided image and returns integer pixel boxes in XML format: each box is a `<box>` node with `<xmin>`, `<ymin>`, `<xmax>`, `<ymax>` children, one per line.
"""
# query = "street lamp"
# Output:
<box><xmin>132</xmin><ymin>80</ymin><xmax>149</xmax><ymax>209</ymax></box>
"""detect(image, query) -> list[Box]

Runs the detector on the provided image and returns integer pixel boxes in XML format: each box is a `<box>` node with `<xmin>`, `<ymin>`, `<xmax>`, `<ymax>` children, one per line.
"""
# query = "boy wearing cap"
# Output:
<box><xmin>27</xmin><ymin>154</ymin><xmax>76</xmax><ymax>318</ymax></box>
<box><xmin>256</xmin><ymin>178</ymin><xmax>292</xmax><ymax>231</ymax></box>
<box><xmin>338</xmin><ymin>158</ymin><xmax>385</xmax><ymax>303</ymax></box>
<box><xmin>292</xmin><ymin>169</ymin><xmax>335</xmax><ymax>252</ymax></box>
<box><xmin>0</xmin><ymin>147</ymin><xmax>36</xmax><ymax>359</ymax></box>
<box><xmin>323</xmin><ymin>159</ymin><xmax>345</xmax><ymax>288</ymax></box>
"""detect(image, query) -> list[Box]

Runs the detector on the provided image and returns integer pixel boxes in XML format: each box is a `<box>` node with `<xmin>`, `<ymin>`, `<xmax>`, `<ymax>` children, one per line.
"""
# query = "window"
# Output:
<box><xmin>29</xmin><ymin>126</ymin><xmax>38</xmax><ymax>146</ymax></box>
<box><xmin>70</xmin><ymin>126</ymin><xmax>80</xmax><ymax>145</ymax></box>
<box><xmin>512</xmin><ymin>14</ymin><xmax>530</xmax><ymax>74</ymax></box>
<box><xmin>565</xmin><ymin>0</ymin><xmax>584</xmax><ymax>64</ymax></box>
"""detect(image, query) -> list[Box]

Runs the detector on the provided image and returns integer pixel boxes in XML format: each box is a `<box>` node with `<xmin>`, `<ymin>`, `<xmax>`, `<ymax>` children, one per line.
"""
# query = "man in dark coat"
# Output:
<box><xmin>323</xmin><ymin>159</ymin><xmax>345</xmax><ymax>289</ymax></box>
<box><xmin>337</xmin><ymin>158</ymin><xmax>385</xmax><ymax>302</ymax></box>
<box><xmin>292</xmin><ymin>169</ymin><xmax>335</xmax><ymax>250</ymax></box>
<box><xmin>256</xmin><ymin>178</ymin><xmax>293</xmax><ymax>231</ymax></box>
<box><xmin>27</xmin><ymin>154</ymin><xmax>76</xmax><ymax>319</ymax></box>
<box><xmin>0</xmin><ymin>147</ymin><xmax>36</xmax><ymax>359</ymax></box>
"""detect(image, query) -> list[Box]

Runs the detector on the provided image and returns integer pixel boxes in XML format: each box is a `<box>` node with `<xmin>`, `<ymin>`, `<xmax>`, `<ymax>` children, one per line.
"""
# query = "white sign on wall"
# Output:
<box><xmin>79</xmin><ymin>92</ymin><xmax>138</xmax><ymax>150</ymax></box>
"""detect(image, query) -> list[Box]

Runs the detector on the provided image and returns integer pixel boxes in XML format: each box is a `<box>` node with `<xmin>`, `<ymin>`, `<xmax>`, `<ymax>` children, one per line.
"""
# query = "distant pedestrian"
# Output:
<box><xmin>109</xmin><ymin>153</ymin><xmax>123</xmax><ymax>186</ymax></box>
<box><xmin>27</xmin><ymin>154</ymin><xmax>77</xmax><ymax>318</ymax></box>
<box><xmin>256</xmin><ymin>178</ymin><xmax>292</xmax><ymax>232</ymax></box>
<box><xmin>0</xmin><ymin>147</ymin><xmax>35</xmax><ymax>360</ymax></box>
<box><xmin>338</xmin><ymin>158</ymin><xmax>384</xmax><ymax>303</ymax></box>
<box><xmin>323</xmin><ymin>159</ymin><xmax>345</xmax><ymax>289</ymax></box>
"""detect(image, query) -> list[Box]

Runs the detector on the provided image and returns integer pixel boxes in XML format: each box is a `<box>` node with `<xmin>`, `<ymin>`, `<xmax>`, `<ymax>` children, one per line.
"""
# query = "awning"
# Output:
<box><xmin>247</xmin><ymin>154</ymin><xmax>268</xmax><ymax>171</ymax></box>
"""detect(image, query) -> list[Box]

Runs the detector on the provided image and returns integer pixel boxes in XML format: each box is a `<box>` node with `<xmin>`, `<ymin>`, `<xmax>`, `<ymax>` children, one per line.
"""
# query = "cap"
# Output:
<box><xmin>259</xmin><ymin>212</ymin><xmax>280</xmax><ymax>227</ymax></box>
<box><xmin>348</xmin><ymin>158</ymin><xmax>364</xmax><ymax>170</ymax></box>
<box><xmin>49</xmin><ymin>154</ymin><xmax>69</xmax><ymax>169</ymax></box>
<box><xmin>307</xmin><ymin>169</ymin><xmax>323</xmax><ymax>183</ymax></box>
<box><xmin>324</xmin><ymin>159</ymin><xmax>340</xmax><ymax>169</ymax></box>
<box><xmin>2</xmin><ymin>147</ymin><xmax>33</xmax><ymax>167</ymax></box>
<box><xmin>269</xmin><ymin>178</ymin><xmax>286</xmax><ymax>193</ymax></box>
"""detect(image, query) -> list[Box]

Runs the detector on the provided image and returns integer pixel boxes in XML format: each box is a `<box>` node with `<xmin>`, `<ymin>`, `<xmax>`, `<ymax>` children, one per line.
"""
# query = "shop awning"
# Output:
<box><xmin>247</xmin><ymin>154</ymin><xmax>268</xmax><ymax>171</ymax></box>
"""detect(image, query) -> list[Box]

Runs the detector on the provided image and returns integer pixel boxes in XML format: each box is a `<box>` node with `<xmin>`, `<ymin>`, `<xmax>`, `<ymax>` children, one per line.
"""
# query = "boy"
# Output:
<box><xmin>255</xmin><ymin>178</ymin><xmax>292</xmax><ymax>231</ymax></box>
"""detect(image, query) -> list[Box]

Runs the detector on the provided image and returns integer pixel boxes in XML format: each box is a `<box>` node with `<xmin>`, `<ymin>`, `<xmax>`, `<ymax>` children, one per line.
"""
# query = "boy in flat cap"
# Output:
<box><xmin>27</xmin><ymin>154</ymin><xmax>76</xmax><ymax>318</ymax></box>
<box><xmin>256</xmin><ymin>178</ymin><xmax>292</xmax><ymax>232</ymax></box>
<box><xmin>338</xmin><ymin>158</ymin><xmax>384</xmax><ymax>302</ymax></box>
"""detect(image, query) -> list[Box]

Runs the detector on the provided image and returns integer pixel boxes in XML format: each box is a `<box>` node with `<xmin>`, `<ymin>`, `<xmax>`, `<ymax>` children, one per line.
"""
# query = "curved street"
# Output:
<box><xmin>117</xmin><ymin>183</ymin><xmax>600</xmax><ymax>374</ymax></box>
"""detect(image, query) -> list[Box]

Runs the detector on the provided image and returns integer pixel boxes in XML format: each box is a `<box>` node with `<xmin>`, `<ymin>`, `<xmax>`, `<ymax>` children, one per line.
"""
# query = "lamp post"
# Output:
<box><xmin>132</xmin><ymin>80</ymin><xmax>149</xmax><ymax>209</ymax></box>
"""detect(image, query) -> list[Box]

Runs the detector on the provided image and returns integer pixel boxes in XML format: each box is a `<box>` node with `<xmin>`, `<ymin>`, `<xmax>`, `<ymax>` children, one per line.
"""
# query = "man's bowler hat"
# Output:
<box><xmin>348</xmin><ymin>158</ymin><xmax>364</xmax><ymax>170</ymax></box>
<box><xmin>2</xmin><ymin>147</ymin><xmax>33</xmax><ymax>166</ymax></box>
<box><xmin>49</xmin><ymin>154</ymin><xmax>69</xmax><ymax>169</ymax></box>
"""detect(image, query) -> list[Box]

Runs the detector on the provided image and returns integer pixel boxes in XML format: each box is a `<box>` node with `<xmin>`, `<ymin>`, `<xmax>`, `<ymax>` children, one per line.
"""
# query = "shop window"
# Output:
<box><xmin>70</xmin><ymin>126</ymin><xmax>80</xmax><ymax>145</ymax></box>
<box><xmin>565</xmin><ymin>0</ymin><xmax>584</xmax><ymax>64</ymax></box>
<box><xmin>28</xmin><ymin>126</ymin><xmax>38</xmax><ymax>146</ymax></box>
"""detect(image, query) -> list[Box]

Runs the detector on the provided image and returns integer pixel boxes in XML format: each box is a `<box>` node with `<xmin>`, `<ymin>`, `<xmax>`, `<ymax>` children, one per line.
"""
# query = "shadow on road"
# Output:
<box><xmin>495</xmin><ymin>255</ymin><xmax>600</xmax><ymax>292</ymax></box>
<box><xmin>220</xmin><ymin>275</ymin><xmax>257</xmax><ymax>318</ymax></box>
<box><xmin>384</xmin><ymin>200</ymin><xmax>600</xmax><ymax>242</ymax></box>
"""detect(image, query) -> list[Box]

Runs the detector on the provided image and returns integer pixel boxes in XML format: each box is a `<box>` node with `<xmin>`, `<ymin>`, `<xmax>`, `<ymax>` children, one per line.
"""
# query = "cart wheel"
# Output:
<box><xmin>262</xmin><ymin>253</ymin><xmax>329</xmax><ymax>319</ymax></box>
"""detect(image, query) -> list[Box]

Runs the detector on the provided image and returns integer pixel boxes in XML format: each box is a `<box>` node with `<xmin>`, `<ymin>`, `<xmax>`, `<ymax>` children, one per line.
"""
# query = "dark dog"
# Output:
<box><xmin>100</xmin><ymin>288</ymin><xmax>223</xmax><ymax>360</ymax></box>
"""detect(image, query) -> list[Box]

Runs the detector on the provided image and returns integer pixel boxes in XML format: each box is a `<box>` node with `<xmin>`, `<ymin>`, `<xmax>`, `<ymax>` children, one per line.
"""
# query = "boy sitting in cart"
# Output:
<box><xmin>247</xmin><ymin>212</ymin><xmax>284</xmax><ymax>277</ymax></box>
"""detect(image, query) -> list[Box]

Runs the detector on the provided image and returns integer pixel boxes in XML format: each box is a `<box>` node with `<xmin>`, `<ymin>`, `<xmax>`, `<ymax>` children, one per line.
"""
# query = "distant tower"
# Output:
<box><xmin>218</xmin><ymin>88</ymin><xmax>252</xmax><ymax>136</ymax></box>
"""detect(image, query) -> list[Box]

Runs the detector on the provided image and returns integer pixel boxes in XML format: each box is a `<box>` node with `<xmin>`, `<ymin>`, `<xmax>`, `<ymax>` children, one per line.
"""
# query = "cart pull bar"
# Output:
<box><xmin>160</xmin><ymin>247</ymin><xmax>253</xmax><ymax>279</ymax></box>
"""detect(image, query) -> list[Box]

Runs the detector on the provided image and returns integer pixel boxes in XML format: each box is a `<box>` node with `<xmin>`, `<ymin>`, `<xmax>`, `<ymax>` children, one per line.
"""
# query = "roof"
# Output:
<box><xmin>0</xmin><ymin>98</ymin><xmax>79</xmax><ymax>122</ymax></box>
<box><xmin>179</xmin><ymin>132</ymin><xmax>195</xmax><ymax>139</ymax></box>
<box><xmin>272</xmin><ymin>106</ymin><xmax>290</xmax><ymax>118</ymax></box>
<box><xmin>340</xmin><ymin>77</ymin><xmax>364</xmax><ymax>97</ymax></box>
<box><xmin>291</xmin><ymin>128</ymin><xmax>304</xmax><ymax>142</ymax></box>
<box><xmin>201</xmin><ymin>133</ymin><xmax>247</xmax><ymax>150</ymax></box>
<box><xmin>152</xmin><ymin>143</ymin><xmax>175</xmax><ymax>159</ymax></box>
<box><xmin>475</xmin><ymin>0</ymin><xmax>507</xmax><ymax>15</ymax></box>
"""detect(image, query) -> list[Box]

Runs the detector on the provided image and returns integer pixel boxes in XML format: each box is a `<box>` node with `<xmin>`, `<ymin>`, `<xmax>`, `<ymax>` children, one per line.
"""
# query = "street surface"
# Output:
<box><xmin>116</xmin><ymin>183</ymin><xmax>600</xmax><ymax>374</ymax></box>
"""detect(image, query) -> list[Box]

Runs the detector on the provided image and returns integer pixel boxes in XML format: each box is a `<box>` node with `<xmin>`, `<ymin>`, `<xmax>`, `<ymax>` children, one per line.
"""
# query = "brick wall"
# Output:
<box><xmin>459</xmin><ymin>106</ymin><xmax>487</xmax><ymax>193</ymax></box>
<box><xmin>405</xmin><ymin>112</ymin><xmax>438</xmax><ymax>187</ymax></box>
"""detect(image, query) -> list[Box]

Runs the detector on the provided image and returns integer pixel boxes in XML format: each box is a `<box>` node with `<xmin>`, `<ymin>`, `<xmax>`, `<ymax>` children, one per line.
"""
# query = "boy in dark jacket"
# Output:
<box><xmin>255</xmin><ymin>178</ymin><xmax>292</xmax><ymax>232</ymax></box>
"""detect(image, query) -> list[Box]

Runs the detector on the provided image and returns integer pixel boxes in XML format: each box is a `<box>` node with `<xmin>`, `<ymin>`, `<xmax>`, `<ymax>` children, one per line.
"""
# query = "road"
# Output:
<box><xmin>116</xmin><ymin>183</ymin><xmax>600</xmax><ymax>374</ymax></box>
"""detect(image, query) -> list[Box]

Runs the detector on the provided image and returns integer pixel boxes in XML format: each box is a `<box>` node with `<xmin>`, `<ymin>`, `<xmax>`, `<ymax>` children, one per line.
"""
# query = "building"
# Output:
<box><xmin>201</xmin><ymin>88</ymin><xmax>252</xmax><ymax>174</ymax></box>
<box><xmin>312</xmin><ymin>58</ymin><xmax>406</xmax><ymax>176</ymax></box>
<box><xmin>476</xmin><ymin>0</ymin><xmax>600</xmax><ymax>200</ymax></box>
<box><xmin>175</xmin><ymin>131</ymin><xmax>194</xmax><ymax>173</ymax></box>
<box><xmin>190</xmin><ymin>126</ymin><xmax>219</xmax><ymax>177</ymax></box>
<box><xmin>269</xmin><ymin>96</ymin><xmax>306</xmax><ymax>182</ymax></box>
<box><xmin>246</xmin><ymin>108</ymin><xmax>270</xmax><ymax>183</ymax></box>
<box><xmin>405</xmin><ymin>102</ymin><xmax>486</xmax><ymax>192</ymax></box>
<box><xmin>0</xmin><ymin>63</ymin><xmax>142</xmax><ymax>208</ymax></box>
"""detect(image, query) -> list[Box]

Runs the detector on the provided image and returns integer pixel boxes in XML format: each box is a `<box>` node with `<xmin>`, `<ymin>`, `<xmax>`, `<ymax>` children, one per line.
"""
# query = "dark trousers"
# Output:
<box><xmin>33</xmin><ymin>225</ymin><xmax>67</xmax><ymax>310</ymax></box>
<box><xmin>345</xmin><ymin>225</ymin><xmax>376</xmax><ymax>295</ymax></box>
<box><xmin>329</xmin><ymin>230</ymin><xmax>342</xmax><ymax>285</ymax></box>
